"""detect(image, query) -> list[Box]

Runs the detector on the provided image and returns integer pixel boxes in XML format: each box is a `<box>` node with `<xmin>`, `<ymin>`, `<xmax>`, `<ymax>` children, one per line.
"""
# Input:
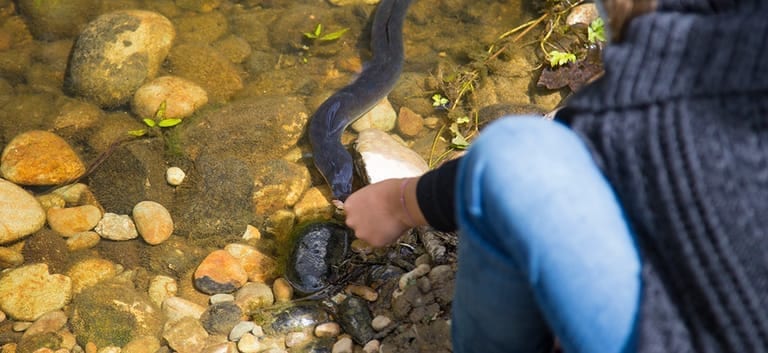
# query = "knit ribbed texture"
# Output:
<box><xmin>565</xmin><ymin>3</ymin><xmax>768</xmax><ymax>352</ymax></box>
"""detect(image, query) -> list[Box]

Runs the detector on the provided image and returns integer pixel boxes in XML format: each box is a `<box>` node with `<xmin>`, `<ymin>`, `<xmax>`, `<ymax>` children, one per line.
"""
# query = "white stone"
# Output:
<box><xmin>166</xmin><ymin>167</ymin><xmax>186</xmax><ymax>186</ymax></box>
<box><xmin>371</xmin><ymin>315</ymin><xmax>392</xmax><ymax>331</ymax></box>
<box><xmin>331</xmin><ymin>337</ymin><xmax>353</xmax><ymax>353</ymax></box>
<box><xmin>162</xmin><ymin>296</ymin><xmax>206</xmax><ymax>323</ymax></box>
<box><xmin>148</xmin><ymin>275</ymin><xmax>177</xmax><ymax>308</ymax></box>
<box><xmin>354</xmin><ymin>129</ymin><xmax>429</xmax><ymax>184</ymax></box>
<box><xmin>95</xmin><ymin>213</ymin><xmax>138</xmax><ymax>241</ymax></box>
<box><xmin>228</xmin><ymin>321</ymin><xmax>254</xmax><ymax>341</ymax></box>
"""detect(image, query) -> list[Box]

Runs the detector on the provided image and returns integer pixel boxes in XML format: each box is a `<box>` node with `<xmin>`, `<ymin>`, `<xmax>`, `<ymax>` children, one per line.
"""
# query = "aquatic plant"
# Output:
<box><xmin>431</xmin><ymin>94</ymin><xmax>449</xmax><ymax>109</ymax></box>
<box><xmin>548</xmin><ymin>50</ymin><xmax>577</xmax><ymax>67</ymax></box>
<box><xmin>303</xmin><ymin>23</ymin><xmax>349</xmax><ymax>41</ymax></box>
<box><xmin>128</xmin><ymin>101</ymin><xmax>182</xmax><ymax>137</ymax></box>
<box><xmin>588</xmin><ymin>17</ymin><xmax>606</xmax><ymax>43</ymax></box>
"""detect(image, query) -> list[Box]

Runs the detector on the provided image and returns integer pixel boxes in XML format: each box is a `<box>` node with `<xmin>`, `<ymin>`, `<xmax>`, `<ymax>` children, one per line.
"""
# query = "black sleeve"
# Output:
<box><xmin>415</xmin><ymin>157</ymin><xmax>460</xmax><ymax>232</ymax></box>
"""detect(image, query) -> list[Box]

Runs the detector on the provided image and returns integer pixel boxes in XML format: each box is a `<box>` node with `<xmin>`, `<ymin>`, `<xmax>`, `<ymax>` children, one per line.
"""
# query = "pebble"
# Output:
<box><xmin>234</xmin><ymin>282</ymin><xmax>274</xmax><ymax>311</ymax></box>
<box><xmin>363</xmin><ymin>340</ymin><xmax>380</xmax><ymax>353</ymax></box>
<box><xmin>59</xmin><ymin>329</ymin><xmax>77</xmax><ymax>350</ymax></box>
<box><xmin>94</xmin><ymin>213</ymin><xmax>138</xmax><ymax>241</ymax></box>
<box><xmin>345</xmin><ymin>284</ymin><xmax>378</xmax><ymax>302</ymax></box>
<box><xmin>223</xmin><ymin>243</ymin><xmax>277</xmax><ymax>283</ymax></box>
<box><xmin>0</xmin><ymin>263</ymin><xmax>72</xmax><ymax>321</ymax></box>
<box><xmin>36</xmin><ymin>193</ymin><xmax>66</xmax><ymax>211</ymax></box>
<box><xmin>66</xmin><ymin>231</ymin><xmax>101</xmax><ymax>251</ymax></box>
<box><xmin>228</xmin><ymin>321</ymin><xmax>254</xmax><ymax>341</ymax></box>
<box><xmin>354</xmin><ymin>129</ymin><xmax>429</xmax><ymax>184</ymax></box>
<box><xmin>12</xmin><ymin>321</ymin><xmax>32</xmax><ymax>332</ymax></box>
<box><xmin>242</xmin><ymin>225</ymin><xmax>261</xmax><ymax>241</ymax></box>
<box><xmin>399</xmin><ymin>264</ymin><xmax>431</xmax><ymax>290</ymax></box>
<box><xmin>331</xmin><ymin>336</ymin><xmax>353</xmax><ymax>353</ymax></box>
<box><xmin>165</xmin><ymin>167</ymin><xmax>186</xmax><ymax>186</ymax></box>
<box><xmin>122</xmin><ymin>336</ymin><xmax>161</xmax><ymax>353</ymax></box>
<box><xmin>284</xmin><ymin>332</ymin><xmax>310</xmax><ymax>348</ymax></box>
<box><xmin>314</xmin><ymin>322</ymin><xmax>341</xmax><ymax>338</ymax></box>
<box><xmin>0</xmin><ymin>130</ymin><xmax>86</xmax><ymax>186</ymax></box>
<box><xmin>200</xmin><ymin>342</ymin><xmax>237</xmax><ymax>353</ymax></box>
<box><xmin>210</xmin><ymin>294</ymin><xmax>235</xmax><ymax>305</ymax></box>
<box><xmin>271</xmin><ymin>278</ymin><xmax>293</xmax><ymax>303</ymax></box>
<box><xmin>0</xmin><ymin>178</ymin><xmax>46</xmax><ymax>244</ymax></box>
<box><xmin>236</xmin><ymin>333</ymin><xmax>260</xmax><ymax>353</ymax></box>
<box><xmin>66</xmin><ymin>258</ymin><xmax>118</xmax><ymax>294</ymax></box>
<box><xmin>351</xmin><ymin>98</ymin><xmax>396</xmax><ymax>132</ymax></box>
<box><xmin>0</xmin><ymin>247</ymin><xmax>23</xmax><ymax>269</ymax></box>
<box><xmin>50</xmin><ymin>183</ymin><xmax>90</xmax><ymax>204</ymax></box>
<box><xmin>148</xmin><ymin>275</ymin><xmax>178</xmax><ymax>308</ymax></box>
<box><xmin>131</xmin><ymin>76</ymin><xmax>208</xmax><ymax>119</ymax></box>
<box><xmin>22</xmin><ymin>310</ymin><xmax>68</xmax><ymax>339</ymax></box>
<box><xmin>566</xmin><ymin>3</ymin><xmax>599</xmax><ymax>26</ymax></box>
<box><xmin>292</xmin><ymin>187</ymin><xmax>334</xmax><ymax>223</ymax></box>
<box><xmin>200</xmin><ymin>302</ymin><xmax>243</xmax><ymax>335</ymax></box>
<box><xmin>132</xmin><ymin>201</ymin><xmax>173</xmax><ymax>245</ymax></box>
<box><xmin>371</xmin><ymin>315</ymin><xmax>392</xmax><ymax>331</ymax></box>
<box><xmin>194</xmin><ymin>250</ymin><xmax>248</xmax><ymax>294</ymax></box>
<box><xmin>397</xmin><ymin>106</ymin><xmax>424</xmax><ymax>137</ymax></box>
<box><xmin>161</xmin><ymin>296</ymin><xmax>206</xmax><ymax>323</ymax></box>
<box><xmin>47</xmin><ymin>205</ymin><xmax>102</xmax><ymax>236</ymax></box>
<box><xmin>251</xmin><ymin>325</ymin><xmax>264</xmax><ymax>338</ymax></box>
<box><xmin>162</xmin><ymin>316</ymin><xmax>209</xmax><ymax>353</ymax></box>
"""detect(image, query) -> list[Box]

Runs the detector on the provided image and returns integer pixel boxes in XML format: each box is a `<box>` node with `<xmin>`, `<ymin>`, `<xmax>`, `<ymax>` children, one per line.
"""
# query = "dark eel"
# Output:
<box><xmin>308</xmin><ymin>0</ymin><xmax>412</xmax><ymax>201</ymax></box>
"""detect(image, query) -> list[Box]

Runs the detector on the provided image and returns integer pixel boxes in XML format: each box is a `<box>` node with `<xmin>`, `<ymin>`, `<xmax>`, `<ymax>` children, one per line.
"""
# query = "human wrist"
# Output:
<box><xmin>398</xmin><ymin>177</ymin><xmax>426</xmax><ymax>227</ymax></box>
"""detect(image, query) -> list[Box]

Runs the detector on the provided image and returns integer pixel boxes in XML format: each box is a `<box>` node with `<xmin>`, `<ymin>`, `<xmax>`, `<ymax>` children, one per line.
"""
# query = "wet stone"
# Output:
<box><xmin>148</xmin><ymin>275</ymin><xmax>177</xmax><ymax>308</ymax></box>
<box><xmin>336</xmin><ymin>296</ymin><xmax>374</xmax><ymax>344</ymax></box>
<box><xmin>228</xmin><ymin>321</ymin><xmax>254</xmax><ymax>342</ymax></box>
<box><xmin>234</xmin><ymin>282</ymin><xmax>274</xmax><ymax>313</ymax></box>
<box><xmin>131</xmin><ymin>75</ymin><xmax>208</xmax><ymax>119</ymax></box>
<box><xmin>0</xmin><ymin>130</ymin><xmax>85</xmax><ymax>186</ymax></box>
<box><xmin>270</xmin><ymin>304</ymin><xmax>330</xmax><ymax>335</ymax></box>
<box><xmin>21</xmin><ymin>310</ymin><xmax>67</xmax><ymax>340</ymax></box>
<box><xmin>0</xmin><ymin>247</ymin><xmax>23</xmax><ymax>269</ymax></box>
<box><xmin>284</xmin><ymin>222</ymin><xmax>352</xmax><ymax>296</ymax></box>
<box><xmin>354</xmin><ymin>129</ymin><xmax>429</xmax><ymax>184</ymax></box>
<box><xmin>132</xmin><ymin>201</ymin><xmax>173</xmax><ymax>245</ymax></box>
<box><xmin>194</xmin><ymin>250</ymin><xmax>248</xmax><ymax>294</ymax></box>
<box><xmin>46</xmin><ymin>205</ymin><xmax>102</xmax><ymax>237</ymax></box>
<box><xmin>161</xmin><ymin>296</ymin><xmax>206</xmax><ymax>323</ymax></box>
<box><xmin>200</xmin><ymin>302</ymin><xmax>243</xmax><ymax>335</ymax></box>
<box><xmin>65</xmin><ymin>231</ymin><xmax>100</xmax><ymax>251</ymax></box>
<box><xmin>162</xmin><ymin>316</ymin><xmax>208</xmax><ymax>353</ymax></box>
<box><xmin>0</xmin><ymin>263</ymin><xmax>72</xmax><ymax>321</ymax></box>
<box><xmin>95</xmin><ymin>213</ymin><xmax>138</xmax><ymax>241</ymax></box>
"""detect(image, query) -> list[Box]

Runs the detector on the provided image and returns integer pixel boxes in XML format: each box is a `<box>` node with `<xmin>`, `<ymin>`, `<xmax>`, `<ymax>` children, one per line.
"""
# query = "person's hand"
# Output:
<box><xmin>344</xmin><ymin>177</ymin><xmax>426</xmax><ymax>247</ymax></box>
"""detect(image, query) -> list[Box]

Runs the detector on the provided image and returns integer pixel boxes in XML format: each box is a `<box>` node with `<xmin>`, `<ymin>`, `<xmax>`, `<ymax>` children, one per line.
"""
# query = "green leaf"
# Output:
<box><xmin>548</xmin><ymin>50</ymin><xmax>577</xmax><ymax>67</ymax></box>
<box><xmin>158</xmin><ymin>118</ymin><xmax>182</xmax><ymax>127</ymax></box>
<box><xmin>456</xmin><ymin>116</ymin><xmax>470</xmax><ymax>124</ymax></box>
<box><xmin>432</xmin><ymin>94</ymin><xmax>449</xmax><ymax>107</ymax></box>
<box><xmin>128</xmin><ymin>129</ymin><xmax>147</xmax><ymax>137</ymax></box>
<box><xmin>319</xmin><ymin>28</ymin><xmax>349</xmax><ymax>41</ymax></box>
<box><xmin>448</xmin><ymin>123</ymin><xmax>470</xmax><ymax>149</ymax></box>
<box><xmin>303</xmin><ymin>24</ymin><xmax>322</xmax><ymax>39</ymax></box>
<box><xmin>588</xmin><ymin>17</ymin><xmax>606</xmax><ymax>43</ymax></box>
<box><xmin>143</xmin><ymin>118</ymin><xmax>157</xmax><ymax>127</ymax></box>
<box><xmin>154</xmin><ymin>100</ymin><xmax>167</xmax><ymax>119</ymax></box>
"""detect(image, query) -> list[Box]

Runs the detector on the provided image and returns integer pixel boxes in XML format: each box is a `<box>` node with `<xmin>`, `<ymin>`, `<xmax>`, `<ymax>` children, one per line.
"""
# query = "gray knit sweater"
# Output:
<box><xmin>417</xmin><ymin>1</ymin><xmax>768</xmax><ymax>351</ymax></box>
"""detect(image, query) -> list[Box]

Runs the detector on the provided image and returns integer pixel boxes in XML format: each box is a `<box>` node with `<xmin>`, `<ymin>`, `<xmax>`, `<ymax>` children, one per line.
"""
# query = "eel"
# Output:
<box><xmin>308</xmin><ymin>0</ymin><xmax>412</xmax><ymax>201</ymax></box>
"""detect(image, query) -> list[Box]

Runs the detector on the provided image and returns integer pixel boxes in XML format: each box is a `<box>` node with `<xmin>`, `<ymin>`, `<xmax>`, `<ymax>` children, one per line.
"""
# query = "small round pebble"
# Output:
<box><xmin>272</xmin><ymin>278</ymin><xmax>293</xmax><ymax>303</ymax></box>
<box><xmin>345</xmin><ymin>284</ymin><xmax>378</xmax><ymax>302</ymax></box>
<box><xmin>399</xmin><ymin>263</ymin><xmax>431</xmax><ymax>290</ymax></box>
<box><xmin>46</xmin><ymin>205</ymin><xmax>102</xmax><ymax>237</ymax></box>
<box><xmin>229</xmin><ymin>321</ymin><xmax>255</xmax><ymax>342</ymax></box>
<box><xmin>331</xmin><ymin>336</ymin><xmax>353</xmax><ymax>353</ymax></box>
<box><xmin>95</xmin><ymin>213</ymin><xmax>138</xmax><ymax>241</ymax></box>
<box><xmin>251</xmin><ymin>324</ymin><xmax>265</xmax><ymax>337</ymax></box>
<box><xmin>133</xmin><ymin>201</ymin><xmax>173</xmax><ymax>245</ymax></box>
<box><xmin>285</xmin><ymin>332</ymin><xmax>310</xmax><ymax>348</ymax></box>
<box><xmin>166</xmin><ymin>167</ymin><xmax>186</xmax><ymax>186</ymax></box>
<box><xmin>210</xmin><ymin>293</ymin><xmax>235</xmax><ymax>305</ymax></box>
<box><xmin>314</xmin><ymin>322</ymin><xmax>341</xmax><ymax>338</ymax></box>
<box><xmin>12</xmin><ymin>321</ymin><xmax>32</xmax><ymax>332</ymax></box>
<box><xmin>371</xmin><ymin>315</ymin><xmax>392</xmax><ymax>331</ymax></box>
<box><xmin>66</xmin><ymin>231</ymin><xmax>101</xmax><ymax>251</ymax></box>
<box><xmin>363</xmin><ymin>340</ymin><xmax>380</xmax><ymax>353</ymax></box>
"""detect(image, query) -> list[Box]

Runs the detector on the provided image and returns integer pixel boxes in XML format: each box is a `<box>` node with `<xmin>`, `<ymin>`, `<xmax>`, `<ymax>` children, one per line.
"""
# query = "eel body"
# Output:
<box><xmin>308</xmin><ymin>0</ymin><xmax>412</xmax><ymax>201</ymax></box>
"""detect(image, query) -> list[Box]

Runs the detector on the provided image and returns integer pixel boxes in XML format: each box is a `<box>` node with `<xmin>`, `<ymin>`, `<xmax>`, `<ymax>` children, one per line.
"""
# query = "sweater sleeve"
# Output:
<box><xmin>415</xmin><ymin>157</ymin><xmax>460</xmax><ymax>232</ymax></box>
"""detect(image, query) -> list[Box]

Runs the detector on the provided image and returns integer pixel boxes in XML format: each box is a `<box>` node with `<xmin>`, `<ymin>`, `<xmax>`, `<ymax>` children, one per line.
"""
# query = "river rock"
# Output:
<box><xmin>148</xmin><ymin>275</ymin><xmax>177</xmax><ymax>308</ymax></box>
<box><xmin>66</xmin><ymin>231</ymin><xmax>101</xmax><ymax>251</ymax></box>
<box><xmin>161</xmin><ymin>296</ymin><xmax>206</xmax><ymax>323</ymax></box>
<box><xmin>122</xmin><ymin>336</ymin><xmax>161</xmax><ymax>353</ymax></box>
<box><xmin>46</xmin><ymin>205</ymin><xmax>102</xmax><ymax>237</ymax></box>
<box><xmin>354</xmin><ymin>128</ymin><xmax>429</xmax><ymax>184</ymax></box>
<box><xmin>200</xmin><ymin>302</ymin><xmax>242</xmax><ymax>335</ymax></box>
<box><xmin>194</xmin><ymin>250</ymin><xmax>248</xmax><ymax>294</ymax></box>
<box><xmin>292</xmin><ymin>187</ymin><xmax>334</xmax><ymax>223</ymax></box>
<box><xmin>566</xmin><ymin>3</ymin><xmax>599</xmax><ymax>26</ymax></box>
<box><xmin>272</xmin><ymin>278</ymin><xmax>293</xmax><ymax>303</ymax></box>
<box><xmin>21</xmin><ymin>310</ymin><xmax>68</xmax><ymax>339</ymax></box>
<box><xmin>396</xmin><ymin>106</ymin><xmax>424</xmax><ymax>137</ymax></box>
<box><xmin>284</xmin><ymin>222</ymin><xmax>351</xmax><ymax>296</ymax></box>
<box><xmin>0</xmin><ymin>178</ymin><xmax>45</xmax><ymax>244</ymax></box>
<box><xmin>234</xmin><ymin>282</ymin><xmax>274</xmax><ymax>313</ymax></box>
<box><xmin>16</xmin><ymin>0</ymin><xmax>99</xmax><ymax>40</ymax></box>
<box><xmin>131</xmin><ymin>76</ymin><xmax>208</xmax><ymax>119</ymax></box>
<box><xmin>252</xmin><ymin>159</ymin><xmax>311</xmax><ymax>217</ymax></box>
<box><xmin>0</xmin><ymin>246</ymin><xmax>23</xmax><ymax>269</ymax></box>
<box><xmin>66</xmin><ymin>257</ymin><xmax>118</xmax><ymax>294</ymax></box>
<box><xmin>0</xmin><ymin>263</ymin><xmax>72</xmax><ymax>321</ymax></box>
<box><xmin>166</xmin><ymin>43</ymin><xmax>242</xmax><ymax>103</ymax></box>
<box><xmin>1</xmin><ymin>130</ymin><xmax>86</xmax><ymax>186</ymax></box>
<box><xmin>95</xmin><ymin>213</ymin><xmax>138</xmax><ymax>241</ymax></box>
<box><xmin>69</xmin><ymin>280</ymin><xmax>164</xmax><ymax>347</ymax></box>
<box><xmin>336</xmin><ymin>296</ymin><xmax>374</xmax><ymax>344</ymax></box>
<box><xmin>163</xmin><ymin>316</ymin><xmax>209</xmax><ymax>353</ymax></box>
<box><xmin>66</xmin><ymin>10</ymin><xmax>175</xmax><ymax>107</ymax></box>
<box><xmin>224</xmin><ymin>243</ymin><xmax>277</xmax><ymax>283</ymax></box>
<box><xmin>132</xmin><ymin>201</ymin><xmax>173</xmax><ymax>245</ymax></box>
<box><xmin>350</xmin><ymin>98</ymin><xmax>397</xmax><ymax>132</ymax></box>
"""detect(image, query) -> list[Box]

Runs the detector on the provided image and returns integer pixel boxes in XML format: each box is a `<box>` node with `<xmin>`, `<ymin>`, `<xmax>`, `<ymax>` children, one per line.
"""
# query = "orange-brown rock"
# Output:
<box><xmin>193</xmin><ymin>250</ymin><xmax>247</xmax><ymax>295</ymax></box>
<box><xmin>1</xmin><ymin>131</ymin><xmax>85</xmax><ymax>186</ymax></box>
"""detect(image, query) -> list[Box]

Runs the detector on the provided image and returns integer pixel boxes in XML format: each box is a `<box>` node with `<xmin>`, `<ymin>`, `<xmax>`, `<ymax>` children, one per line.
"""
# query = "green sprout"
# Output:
<box><xmin>128</xmin><ymin>101</ymin><xmax>182</xmax><ymax>137</ymax></box>
<box><xmin>303</xmin><ymin>24</ymin><xmax>349</xmax><ymax>41</ymax></box>
<box><xmin>547</xmin><ymin>50</ymin><xmax>577</xmax><ymax>67</ymax></box>
<box><xmin>588</xmin><ymin>17</ymin><xmax>606</xmax><ymax>43</ymax></box>
<box><xmin>431</xmin><ymin>94</ymin><xmax>449</xmax><ymax>109</ymax></box>
<box><xmin>448</xmin><ymin>115</ymin><xmax>471</xmax><ymax>149</ymax></box>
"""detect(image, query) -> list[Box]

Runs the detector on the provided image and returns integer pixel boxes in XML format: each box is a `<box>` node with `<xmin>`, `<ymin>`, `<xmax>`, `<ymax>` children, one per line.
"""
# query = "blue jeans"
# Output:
<box><xmin>452</xmin><ymin>117</ymin><xmax>642</xmax><ymax>353</ymax></box>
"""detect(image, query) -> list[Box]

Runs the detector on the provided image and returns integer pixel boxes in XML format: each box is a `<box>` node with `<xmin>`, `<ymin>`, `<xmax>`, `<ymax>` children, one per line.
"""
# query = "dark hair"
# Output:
<box><xmin>602</xmin><ymin>0</ymin><xmax>658</xmax><ymax>41</ymax></box>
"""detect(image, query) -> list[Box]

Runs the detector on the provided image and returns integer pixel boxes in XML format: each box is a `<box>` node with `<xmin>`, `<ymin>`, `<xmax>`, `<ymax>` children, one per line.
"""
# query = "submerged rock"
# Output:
<box><xmin>284</xmin><ymin>222</ymin><xmax>352</xmax><ymax>296</ymax></box>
